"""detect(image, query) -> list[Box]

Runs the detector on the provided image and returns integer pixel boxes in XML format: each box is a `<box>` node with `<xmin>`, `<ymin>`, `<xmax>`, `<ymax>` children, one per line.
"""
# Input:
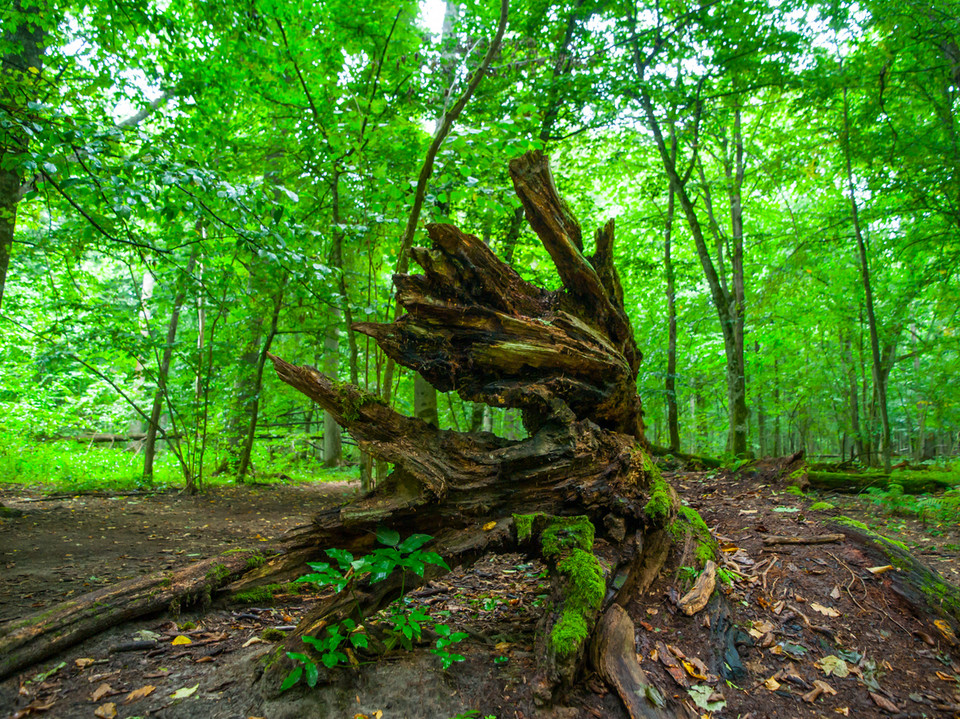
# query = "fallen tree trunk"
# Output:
<box><xmin>806</xmin><ymin>470</ymin><xmax>958</xmax><ymax>494</ymax></box>
<box><xmin>0</xmin><ymin>551</ymin><xmax>260</xmax><ymax>679</ymax></box>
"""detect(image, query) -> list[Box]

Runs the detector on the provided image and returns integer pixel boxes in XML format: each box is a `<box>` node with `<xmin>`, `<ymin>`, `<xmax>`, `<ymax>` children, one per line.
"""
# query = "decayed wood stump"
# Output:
<box><xmin>255</xmin><ymin>151</ymin><xmax>675</xmax><ymax>711</ymax></box>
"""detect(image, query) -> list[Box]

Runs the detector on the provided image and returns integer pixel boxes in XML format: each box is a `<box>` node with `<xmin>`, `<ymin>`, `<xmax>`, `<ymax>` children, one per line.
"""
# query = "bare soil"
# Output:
<box><xmin>1</xmin><ymin>471</ymin><xmax>959</xmax><ymax>719</ymax></box>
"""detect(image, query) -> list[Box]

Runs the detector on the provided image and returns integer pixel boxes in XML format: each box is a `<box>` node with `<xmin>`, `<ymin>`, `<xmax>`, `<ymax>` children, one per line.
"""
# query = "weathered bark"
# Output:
<box><xmin>257</xmin><ymin>152</ymin><xmax>668</xmax><ymax>707</ymax></box>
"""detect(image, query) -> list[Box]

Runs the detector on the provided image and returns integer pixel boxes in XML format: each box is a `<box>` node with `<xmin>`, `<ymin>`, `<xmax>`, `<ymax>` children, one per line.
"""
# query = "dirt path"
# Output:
<box><xmin>1</xmin><ymin>473</ymin><xmax>959</xmax><ymax>718</ymax></box>
<box><xmin>0</xmin><ymin>482</ymin><xmax>355</xmax><ymax>622</ymax></box>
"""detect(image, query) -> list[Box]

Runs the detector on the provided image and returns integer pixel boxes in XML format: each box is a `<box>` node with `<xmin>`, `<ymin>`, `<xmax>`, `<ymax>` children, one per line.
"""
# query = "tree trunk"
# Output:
<box><xmin>663</xmin><ymin>142</ymin><xmax>681</xmax><ymax>453</ymax></box>
<box><xmin>0</xmin><ymin>0</ymin><xmax>44</xmax><ymax>313</ymax></box>
<box><xmin>236</xmin><ymin>284</ymin><xmax>285</xmax><ymax>482</ymax></box>
<box><xmin>841</xmin><ymin>77</ymin><xmax>890</xmax><ymax>472</ymax></box>
<box><xmin>143</xmin><ymin>253</ymin><xmax>198</xmax><ymax>484</ymax></box>
<box><xmin>322</xmin><ymin>309</ymin><xmax>343</xmax><ymax>467</ymax></box>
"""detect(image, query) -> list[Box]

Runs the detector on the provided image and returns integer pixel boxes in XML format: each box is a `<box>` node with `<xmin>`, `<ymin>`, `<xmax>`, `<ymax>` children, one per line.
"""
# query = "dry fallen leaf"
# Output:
<box><xmin>681</xmin><ymin>660</ymin><xmax>708</xmax><ymax>681</ymax></box>
<box><xmin>753</xmin><ymin>619</ymin><xmax>775</xmax><ymax>634</ymax></box>
<box><xmin>482</xmin><ymin>520</ymin><xmax>497</xmax><ymax>531</ymax></box>
<box><xmin>75</xmin><ymin>658</ymin><xmax>95</xmax><ymax>669</ymax></box>
<box><xmin>869</xmin><ymin>692</ymin><xmax>899</xmax><ymax>713</ymax></box>
<box><xmin>123</xmin><ymin>685</ymin><xmax>156</xmax><ymax>704</ymax></box>
<box><xmin>866</xmin><ymin>565</ymin><xmax>895</xmax><ymax>575</ymax></box>
<box><xmin>810</xmin><ymin>602</ymin><xmax>840</xmax><ymax>617</ymax></box>
<box><xmin>91</xmin><ymin>683</ymin><xmax>113</xmax><ymax>702</ymax></box>
<box><xmin>830</xmin><ymin>585</ymin><xmax>841</xmax><ymax>600</ymax></box>
<box><xmin>933</xmin><ymin>619</ymin><xmax>958</xmax><ymax>645</ymax></box>
<box><xmin>93</xmin><ymin>703</ymin><xmax>117</xmax><ymax>719</ymax></box>
<box><xmin>171</xmin><ymin>635</ymin><xmax>192</xmax><ymax>646</ymax></box>
<box><xmin>242</xmin><ymin>636</ymin><xmax>262</xmax><ymax>648</ymax></box>
<box><xmin>834</xmin><ymin>708</ymin><xmax>849</xmax><ymax>716</ymax></box>
<box><xmin>764</xmin><ymin>676</ymin><xmax>781</xmax><ymax>691</ymax></box>
<box><xmin>814</xmin><ymin>680</ymin><xmax>837</xmax><ymax>696</ymax></box>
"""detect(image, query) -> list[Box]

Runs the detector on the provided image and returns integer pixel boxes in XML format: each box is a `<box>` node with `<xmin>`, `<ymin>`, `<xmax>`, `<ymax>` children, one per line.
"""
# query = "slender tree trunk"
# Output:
<box><xmin>380</xmin><ymin>0</ymin><xmax>508</xmax><ymax>412</ymax></box>
<box><xmin>236</xmin><ymin>285</ymin><xmax>285</xmax><ymax>482</ymax></box>
<box><xmin>773</xmin><ymin>357</ymin><xmax>782</xmax><ymax>456</ymax></box>
<box><xmin>725</xmin><ymin>100</ymin><xmax>749</xmax><ymax>455</ymax></box>
<box><xmin>664</xmin><ymin>140</ymin><xmax>681</xmax><ymax>452</ymax></box>
<box><xmin>129</xmin><ymin>269</ymin><xmax>156</xmax><ymax>437</ymax></box>
<box><xmin>0</xmin><ymin>1</ymin><xmax>44</xmax><ymax>312</ymax></box>
<box><xmin>844</xmin><ymin>333</ymin><xmax>863</xmax><ymax>461</ymax></box>
<box><xmin>143</xmin><ymin>253</ymin><xmax>198</xmax><ymax>484</ymax></box>
<box><xmin>322</xmin><ymin>309</ymin><xmax>343</xmax><ymax>467</ymax></box>
<box><xmin>755</xmin><ymin>341</ymin><xmax>766</xmax><ymax>457</ymax></box>
<box><xmin>634</xmin><ymin>82</ymin><xmax>749</xmax><ymax>456</ymax></box>
<box><xmin>841</xmin><ymin>79</ymin><xmax>891</xmax><ymax>472</ymax></box>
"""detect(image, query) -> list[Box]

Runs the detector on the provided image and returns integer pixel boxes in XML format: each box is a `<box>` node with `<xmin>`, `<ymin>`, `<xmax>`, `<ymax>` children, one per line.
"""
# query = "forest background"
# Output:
<box><xmin>1</xmin><ymin>0</ymin><xmax>958</xmax><ymax>494</ymax></box>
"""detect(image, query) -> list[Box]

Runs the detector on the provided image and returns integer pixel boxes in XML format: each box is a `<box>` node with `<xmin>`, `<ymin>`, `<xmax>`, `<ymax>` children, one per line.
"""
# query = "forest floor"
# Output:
<box><xmin>1</xmin><ymin>468</ymin><xmax>959</xmax><ymax>719</ymax></box>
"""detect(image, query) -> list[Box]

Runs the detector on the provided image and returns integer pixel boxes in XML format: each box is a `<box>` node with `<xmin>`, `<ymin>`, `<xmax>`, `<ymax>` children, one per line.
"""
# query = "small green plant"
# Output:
<box><xmin>865</xmin><ymin>484</ymin><xmax>960</xmax><ymax>526</ymax></box>
<box><xmin>281</xmin><ymin>528</ymin><xmax>464</xmax><ymax>691</ymax></box>
<box><xmin>716</xmin><ymin>567</ymin><xmax>735</xmax><ymax>585</ymax></box>
<box><xmin>432</xmin><ymin>623</ymin><xmax>469</xmax><ymax>669</ymax></box>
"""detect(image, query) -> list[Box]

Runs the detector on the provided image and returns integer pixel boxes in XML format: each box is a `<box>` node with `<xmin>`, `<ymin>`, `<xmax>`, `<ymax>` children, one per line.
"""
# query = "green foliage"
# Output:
<box><xmin>864</xmin><ymin>484</ymin><xmax>960</xmax><ymax>526</ymax></box>
<box><xmin>809</xmin><ymin>501</ymin><xmax>836</xmax><ymax>512</ymax></box>
<box><xmin>282</xmin><ymin>531</ymin><xmax>462</xmax><ymax>691</ymax></box>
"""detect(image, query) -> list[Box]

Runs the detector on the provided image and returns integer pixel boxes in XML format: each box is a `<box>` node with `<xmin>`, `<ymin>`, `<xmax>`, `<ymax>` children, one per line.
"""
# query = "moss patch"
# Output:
<box><xmin>335</xmin><ymin>381</ymin><xmax>385</xmax><ymax>422</ymax></box>
<box><xmin>206</xmin><ymin>563</ymin><xmax>231</xmax><ymax>582</ymax></box>
<box><xmin>669</xmin><ymin>506</ymin><xmax>717</xmax><ymax>566</ymax></box>
<box><xmin>513</xmin><ymin>512</ymin><xmax>544</xmax><ymax>543</ymax></box>
<box><xmin>809</xmin><ymin>501</ymin><xmax>835</xmax><ymax>512</ymax></box>
<box><xmin>644</xmin><ymin>472</ymin><xmax>674</xmax><ymax>525</ymax></box>
<box><xmin>541</xmin><ymin>515</ymin><xmax>594</xmax><ymax>558</ymax></box>
<box><xmin>261</xmin><ymin>627</ymin><xmax>288</xmax><ymax>641</ymax></box>
<box><xmin>549</xmin><ymin>548</ymin><xmax>604</xmax><ymax>657</ymax></box>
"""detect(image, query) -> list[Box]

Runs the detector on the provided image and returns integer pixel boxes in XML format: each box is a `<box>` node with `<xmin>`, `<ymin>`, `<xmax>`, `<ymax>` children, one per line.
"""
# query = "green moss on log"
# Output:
<box><xmin>809</xmin><ymin>470</ymin><xmax>959</xmax><ymax>494</ymax></box>
<box><xmin>513</xmin><ymin>512</ymin><xmax>544</xmax><ymax>543</ymax></box>
<box><xmin>669</xmin><ymin>506</ymin><xmax>717</xmax><ymax>566</ymax></box>
<box><xmin>833</xmin><ymin>517</ymin><xmax>960</xmax><ymax>624</ymax></box>
<box><xmin>643</xmin><ymin>471</ymin><xmax>674</xmax><ymax>526</ymax></box>
<box><xmin>549</xmin><ymin>549</ymin><xmax>604</xmax><ymax>657</ymax></box>
<box><xmin>541</xmin><ymin>515</ymin><xmax>594</xmax><ymax>558</ymax></box>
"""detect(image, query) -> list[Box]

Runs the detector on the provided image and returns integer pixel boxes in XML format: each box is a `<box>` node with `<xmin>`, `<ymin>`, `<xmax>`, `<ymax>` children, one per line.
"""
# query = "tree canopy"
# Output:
<box><xmin>1</xmin><ymin>0</ymin><xmax>958</xmax><ymax>487</ymax></box>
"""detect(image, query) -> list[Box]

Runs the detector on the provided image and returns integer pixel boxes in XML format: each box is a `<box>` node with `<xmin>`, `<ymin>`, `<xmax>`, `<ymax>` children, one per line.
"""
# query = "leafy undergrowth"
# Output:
<box><xmin>1</xmin><ymin>471</ymin><xmax>960</xmax><ymax>718</ymax></box>
<box><xmin>0</xmin><ymin>434</ymin><xmax>359</xmax><ymax>493</ymax></box>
